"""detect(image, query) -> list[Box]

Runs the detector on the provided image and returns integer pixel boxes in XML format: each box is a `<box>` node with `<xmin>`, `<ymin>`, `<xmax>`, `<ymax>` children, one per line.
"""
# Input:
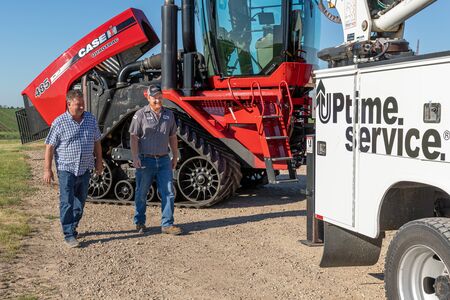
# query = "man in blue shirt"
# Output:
<box><xmin>43</xmin><ymin>90</ymin><xmax>103</xmax><ymax>248</ymax></box>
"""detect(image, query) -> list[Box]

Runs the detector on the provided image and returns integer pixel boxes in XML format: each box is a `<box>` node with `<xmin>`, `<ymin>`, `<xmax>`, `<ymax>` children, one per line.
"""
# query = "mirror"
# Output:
<box><xmin>258</xmin><ymin>12</ymin><xmax>275</xmax><ymax>25</ymax></box>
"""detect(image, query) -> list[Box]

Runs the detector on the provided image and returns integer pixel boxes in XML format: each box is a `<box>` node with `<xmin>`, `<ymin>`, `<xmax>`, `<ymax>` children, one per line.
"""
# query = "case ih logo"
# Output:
<box><xmin>37</xmin><ymin>17</ymin><xmax>137</xmax><ymax>98</ymax></box>
<box><xmin>316</xmin><ymin>80</ymin><xmax>447</xmax><ymax>162</ymax></box>
<box><xmin>78</xmin><ymin>26</ymin><xmax>118</xmax><ymax>58</ymax></box>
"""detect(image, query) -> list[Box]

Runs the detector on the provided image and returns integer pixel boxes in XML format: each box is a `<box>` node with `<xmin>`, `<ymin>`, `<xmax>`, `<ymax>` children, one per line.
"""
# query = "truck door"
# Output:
<box><xmin>314</xmin><ymin>66</ymin><xmax>358</xmax><ymax>229</ymax></box>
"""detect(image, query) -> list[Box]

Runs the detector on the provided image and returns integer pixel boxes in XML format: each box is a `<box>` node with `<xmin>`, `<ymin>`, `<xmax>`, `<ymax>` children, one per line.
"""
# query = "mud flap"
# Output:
<box><xmin>320</xmin><ymin>222</ymin><xmax>384</xmax><ymax>267</ymax></box>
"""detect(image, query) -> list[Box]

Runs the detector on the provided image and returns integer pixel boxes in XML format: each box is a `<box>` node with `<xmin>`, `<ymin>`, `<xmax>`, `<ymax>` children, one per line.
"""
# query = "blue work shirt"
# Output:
<box><xmin>45</xmin><ymin>111</ymin><xmax>101</xmax><ymax>176</ymax></box>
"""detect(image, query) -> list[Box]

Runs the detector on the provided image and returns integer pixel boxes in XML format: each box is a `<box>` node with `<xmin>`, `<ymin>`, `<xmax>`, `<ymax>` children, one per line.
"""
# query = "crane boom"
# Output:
<box><xmin>318</xmin><ymin>0</ymin><xmax>438</xmax><ymax>66</ymax></box>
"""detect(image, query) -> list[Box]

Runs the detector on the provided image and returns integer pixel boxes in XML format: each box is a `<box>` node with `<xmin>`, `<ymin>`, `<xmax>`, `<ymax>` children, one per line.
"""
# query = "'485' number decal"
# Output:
<box><xmin>35</xmin><ymin>78</ymin><xmax>50</xmax><ymax>97</ymax></box>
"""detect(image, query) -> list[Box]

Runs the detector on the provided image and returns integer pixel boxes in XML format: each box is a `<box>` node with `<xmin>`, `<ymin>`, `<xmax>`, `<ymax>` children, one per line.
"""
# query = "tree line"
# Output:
<box><xmin>0</xmin><ymin>105</ymin><xmax>22</xmax><ymax>109</ymax></box>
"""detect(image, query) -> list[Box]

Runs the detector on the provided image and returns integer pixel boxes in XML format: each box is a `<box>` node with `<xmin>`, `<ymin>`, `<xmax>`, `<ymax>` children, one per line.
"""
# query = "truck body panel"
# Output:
<box><xmin>315</xmin><ymin>51</ymin><xmax>450</xmax><ymax>238</ymax></box>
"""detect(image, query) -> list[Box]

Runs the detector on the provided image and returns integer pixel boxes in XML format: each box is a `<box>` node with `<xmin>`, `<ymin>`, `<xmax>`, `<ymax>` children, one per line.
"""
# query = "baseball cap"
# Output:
<box><xmin>147</xmin><ymin>85</ymin><xmax>162</xmax><ymax>97</ymax></box>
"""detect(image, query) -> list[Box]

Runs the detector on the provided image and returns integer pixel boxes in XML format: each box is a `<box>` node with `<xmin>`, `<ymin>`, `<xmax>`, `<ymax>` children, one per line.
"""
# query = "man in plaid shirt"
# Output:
<box><xmin>43</xmin><ymin>90</ymin><xmax>103</xmax><ymax>248</ymax></box>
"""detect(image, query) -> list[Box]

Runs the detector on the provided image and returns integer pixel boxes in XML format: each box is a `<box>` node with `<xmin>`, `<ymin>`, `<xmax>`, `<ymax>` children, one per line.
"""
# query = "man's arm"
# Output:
<box><xmin>130</xmin><ymin>134</ymin><xmax>141</xmax><ymax>168</ymax></box>
<box><xmin>43</xmin><ymin>144</ymin><xmax>55</xmax><ymax>184</ymax></box>
<box><xmin>94</xmin><ymin>141</ymin><xmax>103</xmax><ymax>175</ymax></box>
<box><xmin>169</xmin><ymin>134</ymin><xmax>178</xmax><ymax>170</ymax></box>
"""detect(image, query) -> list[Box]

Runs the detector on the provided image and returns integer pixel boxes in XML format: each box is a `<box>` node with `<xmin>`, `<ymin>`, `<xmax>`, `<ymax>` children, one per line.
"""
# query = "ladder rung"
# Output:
<box><xmin>265</xmin><ymin>136</ymin><xmax>288</xmax><ymax>140</ymax></box>
<box><xmin>262</xmin><ymin>115</ymin><xmax>282</xmax><ymax>119</ymax></box>
<box><xmin>269</xmin><ymin>157</ymin><xmax>292</xmax><ymax>162</ymax></box>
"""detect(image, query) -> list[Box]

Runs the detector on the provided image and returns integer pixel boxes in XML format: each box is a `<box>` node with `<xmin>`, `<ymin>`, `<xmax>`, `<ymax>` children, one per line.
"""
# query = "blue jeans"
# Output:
<box><xmin>57</xmin><ymin>170</ymin><xmax>90</xmax><ymax>240</ymax></box>
<box><xmin>134</xmin><ymin>155</ymin><xmax>175</xmax><ymax>227</ymax></box>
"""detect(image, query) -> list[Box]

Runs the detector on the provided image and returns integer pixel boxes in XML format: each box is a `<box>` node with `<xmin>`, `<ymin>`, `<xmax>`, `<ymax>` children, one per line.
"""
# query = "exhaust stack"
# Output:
<box><xmin>161</xmin><ymin>0</ymin><xmax>178</xmax><ymax>90</ymax></box>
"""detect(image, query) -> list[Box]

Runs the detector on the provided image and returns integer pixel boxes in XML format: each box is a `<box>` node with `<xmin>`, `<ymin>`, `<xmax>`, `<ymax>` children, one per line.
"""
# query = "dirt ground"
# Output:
<box><xmin>1</xmin><ymin>150</ymin><xmax>388</xmax><ymax>299</ymax></box>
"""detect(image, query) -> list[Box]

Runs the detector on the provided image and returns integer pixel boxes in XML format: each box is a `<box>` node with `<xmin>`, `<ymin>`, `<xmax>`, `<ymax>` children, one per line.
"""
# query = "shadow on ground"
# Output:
<box><xmin>81</xmin><ymin>209</ymin><xmax>306</xmax><ymax>247</ymax></box>
<box><xmin>215</xmin><ymin>174</ymin><xmax>307</xmax><ymax>209</ymax></box>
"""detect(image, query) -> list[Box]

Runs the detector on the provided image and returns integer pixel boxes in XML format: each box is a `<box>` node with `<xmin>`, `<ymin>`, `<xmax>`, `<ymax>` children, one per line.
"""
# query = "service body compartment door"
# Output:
<box><xmin>355</xmin><ymin>54</ymin><xmax>450</xmax><ymax>238</ymax></box>
<box><xmin>314</xmin><ymin>66</ymin><xmax>357</xmax><ymax>228</ymax></box>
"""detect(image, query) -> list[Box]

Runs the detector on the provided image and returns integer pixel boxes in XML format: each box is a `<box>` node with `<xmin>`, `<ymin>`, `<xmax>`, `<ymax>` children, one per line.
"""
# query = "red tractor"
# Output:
<box><xmin>17</xmin><ymin>0</ymin><xmax>319</xmax><ymax>207</ymax></box>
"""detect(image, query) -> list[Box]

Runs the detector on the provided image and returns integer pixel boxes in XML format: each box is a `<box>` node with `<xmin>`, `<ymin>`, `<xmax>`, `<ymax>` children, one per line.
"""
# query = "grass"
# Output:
<box><xmin>0</xmin><ymin>131</ymin><xmax>20</xmax><ymax>140</ymax></box>
<box><xmin>0</xmin><ymin>108</ymin><xmax>19</xmax><ymax>131</ymax></box>
<box><xmin>0</xmin><ymin>108</ymin><xmax>20</xmax><ymax>140</ymax></box>
<box><xmin>0</xmin><ymin>140</ymin><xmax>36</xmax><ymax>260</ymax></box>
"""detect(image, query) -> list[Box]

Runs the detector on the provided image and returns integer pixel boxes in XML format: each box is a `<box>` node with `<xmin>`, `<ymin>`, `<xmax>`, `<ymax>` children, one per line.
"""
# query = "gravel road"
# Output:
<box><xmin>1</xmin><ymin>149</ymin><xmax>388</xmax><ymax>299</ymax></box>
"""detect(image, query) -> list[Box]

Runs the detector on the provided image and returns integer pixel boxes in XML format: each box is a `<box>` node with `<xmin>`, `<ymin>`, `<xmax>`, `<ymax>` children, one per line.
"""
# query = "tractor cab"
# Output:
<box><xmin>198</xmin><ymin>0</ymin><xmax>320</xmax><ymax>78</ymax></box>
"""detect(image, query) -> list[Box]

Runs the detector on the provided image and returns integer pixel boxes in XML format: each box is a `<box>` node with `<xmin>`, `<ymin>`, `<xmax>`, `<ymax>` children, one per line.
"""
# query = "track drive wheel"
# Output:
<box><xmin>176</xmin><ymin>118</ymin><xmax>242</xmax><ymax>207</ymax></box>
<box><xmin>385</xmin><ymin>218</ymin><xmax>450</xmax><ymax>300</ymax></box>
<box><xmin>88</xmin><ymin>159</ymin><xmax>113</xmax><ymax>198</ymax></box>
<box><xmin>177</xmin><ymin>156</ymin><xmax>220</xmax><ymax>203</ymax></box>
<box><xmin>114</xmin><ymin>180</ymin><xmax>134</xmax><ymax>201</ymax></box>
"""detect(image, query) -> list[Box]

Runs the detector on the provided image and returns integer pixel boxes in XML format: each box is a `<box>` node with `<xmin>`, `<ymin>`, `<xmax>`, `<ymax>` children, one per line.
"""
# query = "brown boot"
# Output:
<box><xmin>136</xmin><ymin>224</ymin><xmax>147</xmax><ymax>234</ymax></box>
<box><xmin>161</xmin><ymin>225</ymin><xmax>182</xmax><ymax>235</ymax></box>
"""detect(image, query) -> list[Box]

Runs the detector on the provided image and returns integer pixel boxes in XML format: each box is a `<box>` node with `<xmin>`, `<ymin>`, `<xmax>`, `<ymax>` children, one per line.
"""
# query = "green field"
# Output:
<box><xmin>0</xmin><ymin>108</ymin><xmax>20</xmax><ymax>140</ymax></box>
<box><xmin>0</xmin><ymin>140</ymin><xmax>36</xmax><ymax>260</ymax></box>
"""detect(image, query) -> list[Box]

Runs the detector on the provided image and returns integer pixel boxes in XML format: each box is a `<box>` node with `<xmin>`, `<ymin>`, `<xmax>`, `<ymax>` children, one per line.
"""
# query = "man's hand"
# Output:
<box><xmin>133</xmin><ymin>157</ymin><xmax>142</xmax><ymax>169</ymax></box>
<box><xmin>130</xmin><ymin>134</ymin><xmax>141</xmax><ymax>168</ymax></box>
<box><xmin>171</xmin><ymin>156</ymin><xmax>178</xmax><ymax>170</ymax></box>
<box><xmin>43</xmin><ymin>169</ymin><xmax>54</xmax><ymax>184</ymax></box>
<box><xmin>44</xmin><ymin>144</ymin><xmax>55</xmax><ymax>185</ymax></box>
<box><xmin>95</xmin><ymin>160</ymin><xmax>104</xmax><ymax>175</ymax></box>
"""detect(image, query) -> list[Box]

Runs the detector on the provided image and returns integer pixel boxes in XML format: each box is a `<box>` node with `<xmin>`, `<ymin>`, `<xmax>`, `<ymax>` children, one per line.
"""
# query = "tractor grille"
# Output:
<box><xmin>95</xmin><ymin>57</ymin><xmax>121</xmax><ymax>74</ymax></box>
<box><xmin>15</xmin><ymin>108</ymin><xmax>49</xmax><ymax>144</ymax></box>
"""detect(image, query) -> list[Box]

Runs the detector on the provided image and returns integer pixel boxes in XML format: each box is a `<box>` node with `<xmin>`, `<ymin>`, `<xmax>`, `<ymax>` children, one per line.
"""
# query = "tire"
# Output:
<box><xmin>385</xmin><ymin>218</ymin><xmax>450</xmax><ymax>300</ymax></box>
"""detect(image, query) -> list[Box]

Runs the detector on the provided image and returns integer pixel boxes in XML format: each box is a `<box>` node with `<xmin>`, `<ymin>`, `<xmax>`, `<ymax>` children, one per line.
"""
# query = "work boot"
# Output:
<box><xmin>136</xmin><ymin>224</ymin><xmax>147</xmax><ymax>234</ymax></box>
<box><xmin>64</xmin><ymin>237</ymin><xmax>80</xmax><ymax>248</ymax></box>
<box><xmin>161</xmin><ymin>225</ymin><xmax>182</xmax><ymax>235</ymax></box>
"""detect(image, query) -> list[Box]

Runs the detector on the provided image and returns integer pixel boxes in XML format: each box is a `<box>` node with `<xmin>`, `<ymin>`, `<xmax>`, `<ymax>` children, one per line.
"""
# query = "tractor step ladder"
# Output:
<box><xmin>262</xmin><ymin>126</ymin><xmax>298</xmax><ymax>183</ymax></box>
<box><xmin>250</xmin><ymin>80</ymin><xmax>298</xmax><ymax>184</ymax></box>
<box><xmin>255</xmin><ymin>85</ymin><xmax>297</xmax><ymax>184</ymax></box>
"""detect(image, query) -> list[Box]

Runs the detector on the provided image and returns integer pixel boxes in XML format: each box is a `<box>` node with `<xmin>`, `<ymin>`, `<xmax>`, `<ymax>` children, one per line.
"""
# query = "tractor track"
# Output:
<box><xmin>87</xmin><ymin>110</ymin><xmax>243</xmax><ymax>208</ymax></box>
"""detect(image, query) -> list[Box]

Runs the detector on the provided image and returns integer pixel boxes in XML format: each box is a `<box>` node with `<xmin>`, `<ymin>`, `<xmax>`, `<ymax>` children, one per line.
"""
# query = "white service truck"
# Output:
<box><xmin>315</xmin><ymin>50</ymin><xmax>450</xmax><ymax>300</ymax></box>
<box><xmin>310</xmin><ymin>1</ymin><xmax>450</xmax><ymax>299</ymax></box>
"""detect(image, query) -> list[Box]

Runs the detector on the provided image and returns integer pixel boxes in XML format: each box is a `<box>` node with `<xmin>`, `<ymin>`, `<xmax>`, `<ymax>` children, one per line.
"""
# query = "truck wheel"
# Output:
<box><xmin>385</xmin><ymin>218</ymin><xmax>450</xmax><ymax>300</ymax></box>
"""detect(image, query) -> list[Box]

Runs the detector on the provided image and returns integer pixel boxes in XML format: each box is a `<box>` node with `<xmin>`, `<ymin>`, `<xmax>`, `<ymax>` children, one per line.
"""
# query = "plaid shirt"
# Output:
<box><xmin>45</xmin><ymin>111</ymin><xmax>101</xmax><ymax>176</ymax></box>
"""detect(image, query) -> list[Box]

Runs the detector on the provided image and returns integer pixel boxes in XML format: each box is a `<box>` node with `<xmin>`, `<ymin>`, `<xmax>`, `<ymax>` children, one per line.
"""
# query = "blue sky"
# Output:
<box><xmin>0</xmin><ymin>0</ymin><xmax>449</xmax><ymax>107</ymax></box>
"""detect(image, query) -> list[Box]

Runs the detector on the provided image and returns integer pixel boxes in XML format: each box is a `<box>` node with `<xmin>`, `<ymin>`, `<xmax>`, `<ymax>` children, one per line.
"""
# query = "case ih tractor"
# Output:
<box><xmin>17</xmin><ymin>0</ymin><xmax>319</xmax><ymax>207</ymax></box>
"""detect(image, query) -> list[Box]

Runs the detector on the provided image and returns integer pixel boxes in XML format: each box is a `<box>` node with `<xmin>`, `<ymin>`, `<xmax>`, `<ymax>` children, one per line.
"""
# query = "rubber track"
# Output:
<box><xmin>175</xmin><ymin>114</ymin><xmax>242</xmax><ymax>207</ymax></box>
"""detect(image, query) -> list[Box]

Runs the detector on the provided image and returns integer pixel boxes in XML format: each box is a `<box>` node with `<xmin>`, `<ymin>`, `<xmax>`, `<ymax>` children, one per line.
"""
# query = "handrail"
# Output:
<box><xmin>278</xmin><ymin>80</ymin><xmax>294</xmax><ymax>129</ymax></box>
<box><xmin>226</xmin><ymin>77</ymin><xmax>252</xmax><ymax>112</ymax></box>
<box><xmin>250</xmin><ymin>81</ymin><xmax>264</xmax><ymax>116</ymax></box>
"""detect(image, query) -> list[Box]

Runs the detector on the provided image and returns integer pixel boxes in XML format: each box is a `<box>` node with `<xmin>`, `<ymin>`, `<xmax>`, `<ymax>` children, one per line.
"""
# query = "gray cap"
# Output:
<box><xmin>147</xmin><ymin>85</ymin><xmax>162</xmax><ymax>97</ymax></box>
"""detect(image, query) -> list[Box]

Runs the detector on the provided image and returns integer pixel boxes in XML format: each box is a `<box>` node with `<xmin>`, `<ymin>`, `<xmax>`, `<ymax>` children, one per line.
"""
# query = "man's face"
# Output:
<box><xmin>67</xmin><ymin>96</ymin><xmax>85</xmax><ymax>117</ymax></box>
<box><xmin>147</xmin><ymin>92</ymin><xmax>163</xmax><ymax>111</ymax></box>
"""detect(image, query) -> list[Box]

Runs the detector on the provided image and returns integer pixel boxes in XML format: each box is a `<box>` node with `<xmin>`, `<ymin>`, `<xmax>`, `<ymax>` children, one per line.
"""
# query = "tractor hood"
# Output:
<box><xmin>21</xmin><ymin>8</ymin><xmax>159</xmax><ymax>125</ymax></box>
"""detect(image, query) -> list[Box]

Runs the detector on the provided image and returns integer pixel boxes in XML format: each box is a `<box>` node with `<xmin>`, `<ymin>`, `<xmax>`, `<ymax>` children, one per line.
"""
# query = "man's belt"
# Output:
<box><xmin>143</xmin><ymin>154</ymin><xmax>168</xmax><ymax>158</ymax></box>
